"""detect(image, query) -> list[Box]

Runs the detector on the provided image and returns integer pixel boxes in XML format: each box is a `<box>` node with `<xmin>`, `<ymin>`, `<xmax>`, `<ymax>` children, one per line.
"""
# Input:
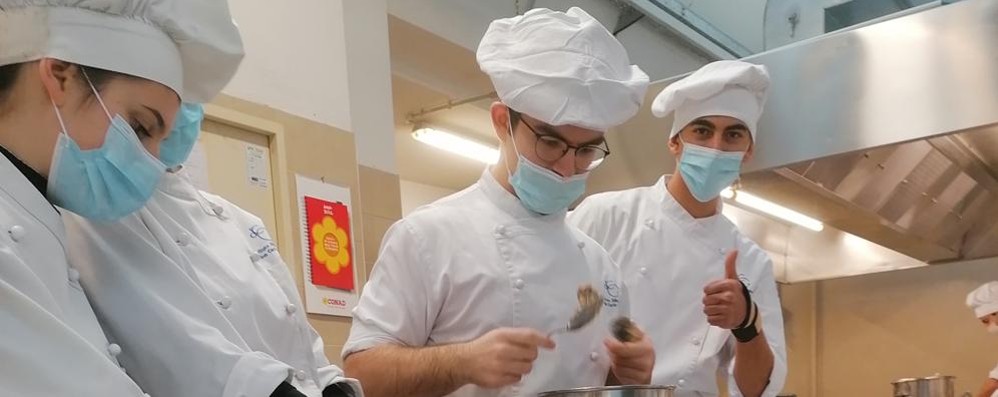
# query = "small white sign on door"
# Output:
<box><xmin>246</xmin><ymin>144</ymin><xmax>270</xmax><ymax>188</ymax></box>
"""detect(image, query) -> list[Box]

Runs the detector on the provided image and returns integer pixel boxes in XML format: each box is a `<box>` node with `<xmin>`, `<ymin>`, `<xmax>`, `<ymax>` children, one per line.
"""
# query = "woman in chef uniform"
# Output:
<box><xmin>966</xmin><ymin>281</ymin><xmax>998</xmax><ymax>397</ymax></box>
<box><xmin>62</xmin><ymin>104</ymin><xmax>361</xmax><ymax>397</ymax></box>
<box><xmin>0</xmin><ymin>0</ymin><xmax>242</xmax><ymax>395</ymax></box>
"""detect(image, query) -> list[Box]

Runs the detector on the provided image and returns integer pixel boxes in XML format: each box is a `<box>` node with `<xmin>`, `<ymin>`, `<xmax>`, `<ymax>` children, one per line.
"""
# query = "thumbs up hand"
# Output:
<box><xmin>702</xmin><ymin>251</ymin><xmax>749</xmax><ymax>330</ymax></box>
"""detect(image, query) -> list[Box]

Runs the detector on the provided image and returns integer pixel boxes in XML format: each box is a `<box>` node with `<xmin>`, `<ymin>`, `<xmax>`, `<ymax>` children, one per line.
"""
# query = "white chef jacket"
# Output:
<box><xmin>344</xmin><ymin>170</ymin><xmax>627</xmax><ymax>397</ymax></box>
<box><xmin>568</xmin><ymin>176</ymin><xmax>787</xmax><ymax>397</ymax></box>
<box><xmin>0</xmin><ymin>153</ymin><xmax>146</xmax><ymax>396</ymax></box>
<box><xmin>63</xmin><ymin>171</ymin><xmax>360</xmax><ymax>397</ymax></box>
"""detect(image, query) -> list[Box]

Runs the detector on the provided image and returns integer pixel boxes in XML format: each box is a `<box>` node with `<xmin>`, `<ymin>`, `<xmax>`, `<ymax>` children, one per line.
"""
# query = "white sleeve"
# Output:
<box><xmin>990</xmin><ymin>364</ymin><xmax>998</xmax><ymax>380</ymax></box>
<box><xmin>63</xmin><ymin>211</ymin><xmax>293</xmax><ymax>397</ymax></box>
<box><xmin>0</xmin><ymin>258</ymin><xmax>146</xmax><ymax>396</ymax></box>
<box><xmin>219</xmin><ymin>201</ymin><xmax>366</xmax><ymax>396</ymax></box>
<box><xmin>728</xmin><ymin>255</ymin><xmax>788</xmax><ymax>397</ymax></box>
<box><xmin>254</xmin><ymin>235</ymin><xmax>362</xmax><ymax>395</ymax></box>
<box><xmin>342</xmin><ymin>219</ymin><xmax>437</xmax><ymax>358</ymax></box>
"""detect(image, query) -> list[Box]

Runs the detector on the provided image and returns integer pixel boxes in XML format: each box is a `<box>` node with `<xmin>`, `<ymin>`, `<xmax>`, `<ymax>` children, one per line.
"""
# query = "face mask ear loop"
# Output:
<box><xmin>502</xmin><ymin>107</ymin><xmax>520</xmax><ymax>179</ymax></box>
<box><xmin>50</xmin><ymin>97</ymin><xmax>69</xmax><ymax>134</ymax></box>
<box><xmin>80</xmin><ymin>66</ymin><xmax>113</xmax><ymax>121</ymax></box>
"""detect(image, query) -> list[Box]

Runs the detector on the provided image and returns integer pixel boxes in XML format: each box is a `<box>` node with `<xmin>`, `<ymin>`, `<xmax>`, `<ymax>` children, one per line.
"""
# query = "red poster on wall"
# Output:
<box><xmin>305</xmin><ymin>196</ymin><xmax>355</xmax><ymax>292</ymax></box>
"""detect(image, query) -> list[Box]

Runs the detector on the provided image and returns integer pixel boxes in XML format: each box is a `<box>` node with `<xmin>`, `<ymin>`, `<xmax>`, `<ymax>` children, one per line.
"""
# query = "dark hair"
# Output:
<box><xmin>0</xmin><ymin>62</ymin><xmax>124</xmax><ymax>108</ymax></box>
<box><xmin>76</xmin><ymin>66</ymin><xmax>123</xmax><ymax>101</ymax></box>
<box><xmin>507</xmin><ymin>107</ymin><xmax>523</xmax><ymax>128</ymax></box>
<box><xmin>0</xmin><ymin>63</ymin><xmax>23</xmax><ymax>104</ymax></box>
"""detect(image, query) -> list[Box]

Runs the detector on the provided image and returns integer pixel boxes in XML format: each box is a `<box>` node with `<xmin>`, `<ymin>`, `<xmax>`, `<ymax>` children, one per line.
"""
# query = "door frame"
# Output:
<box><xmin>203</xmin><ymin>104</ymin><xmax>295</xmax><ymax>255</ymax></box>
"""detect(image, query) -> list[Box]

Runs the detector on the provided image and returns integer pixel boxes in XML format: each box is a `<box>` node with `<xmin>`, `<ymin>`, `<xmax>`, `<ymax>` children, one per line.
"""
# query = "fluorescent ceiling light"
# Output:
<box><xmin>721</xmin><ymin>187</ymin><xmax>824</xmax><ymax>232</ymax></box>
<box><xmin>412</xmin><ymin>127</ymin><xmax>499</xmax><ymax>165</ymax></box>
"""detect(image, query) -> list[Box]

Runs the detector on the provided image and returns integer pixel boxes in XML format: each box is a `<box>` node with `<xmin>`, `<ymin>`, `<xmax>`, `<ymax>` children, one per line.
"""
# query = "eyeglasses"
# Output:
<box><xmin>519</xmin><ymin>119</ymin><xmax>610</xmax><ymax>172</ymax></box>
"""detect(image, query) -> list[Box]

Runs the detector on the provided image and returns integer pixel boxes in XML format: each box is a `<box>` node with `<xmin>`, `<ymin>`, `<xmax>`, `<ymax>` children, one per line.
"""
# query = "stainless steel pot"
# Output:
<box><xmin>538</xmin><ymin>385</ymin><xmax>676</xmax><ymax>397</ymax></box>
<box><xmin>891</xmin><ymin>375</ymin><xmax>956</xmax><ymax>397</ymax></box>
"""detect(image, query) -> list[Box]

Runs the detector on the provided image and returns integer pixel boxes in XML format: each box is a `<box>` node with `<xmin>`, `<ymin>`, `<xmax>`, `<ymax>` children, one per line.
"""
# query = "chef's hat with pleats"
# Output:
<box><xmin>652</xmin><ymin>60</ymin><xmax>770</xmax><ymax>142</ymax></box>
<box><xmin>0</xmin><ymin>0</ymin><xmax>244</xmax><ymax>102</ymax></box>
<box><xmin>477</xmin><ymin>7</ymin><xmax>649</xmax><ymax>132</ymax></box>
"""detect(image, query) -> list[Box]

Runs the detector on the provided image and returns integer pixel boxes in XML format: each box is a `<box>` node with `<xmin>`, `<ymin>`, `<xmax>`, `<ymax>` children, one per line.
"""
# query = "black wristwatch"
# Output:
<box><xmin>323</xmin><ymin>383</ymin><xmax>356</xmax><ymax>397</ymax></box>
<box><xmin>731</xmin><ymin>280</ymin><xmax>761</xmax><ymax>343</ymax></box>
<box><xmin>271</xmin><ymin>381</ymin><xmax>307</xmax><ymax>397</ymax></box>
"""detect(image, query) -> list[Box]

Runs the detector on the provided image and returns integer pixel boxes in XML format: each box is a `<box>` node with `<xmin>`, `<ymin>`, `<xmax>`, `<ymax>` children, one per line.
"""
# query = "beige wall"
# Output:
<box><xmin>400</xmin><ymin>179</ymin><xmax>457</xmax><ymax>216</ymax></box>
<box><xmin>779</xmin><ymin>258</ymin><xmax>998</xmax><ymax>397</ymax></box>
<box><xmin>358</xmin><ymin>166</ymin><xmax>403</xmax><ymax>286</ymax></box>
<box><xmin>209</xmin><ymin>95</ymin><xmax>402</xmax><ymax>366</ymax></box>
<box><xmin>780</xmin><ymin>282</ymin><xmax>818</xmax><ymax>397</ymax></box>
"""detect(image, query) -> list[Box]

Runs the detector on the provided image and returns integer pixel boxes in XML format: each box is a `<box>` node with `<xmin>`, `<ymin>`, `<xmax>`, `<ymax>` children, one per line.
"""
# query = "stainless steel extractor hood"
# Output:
<box><xmin>588</xmin><ymin>0</ymin><xmax>998</xmax><ymax>282</ymax></box>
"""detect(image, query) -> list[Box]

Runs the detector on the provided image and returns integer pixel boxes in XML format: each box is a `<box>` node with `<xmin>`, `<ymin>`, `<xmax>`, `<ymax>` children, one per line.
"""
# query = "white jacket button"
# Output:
<box><xmin>295</xmin><ymin>370</ymin><xmax>306</xmax><ymax>381</ymax></box>
<box><xmin>176</xmin><ymin>232</ymin><xmax>191</xmax><ymax>247</ymax></box>
<box><xmin>589</xmin><ymin>352</ymin><xmax>598</xmax><ymax>361</ymax></box>
<box><xmin>68</xmin><ymin>268</ymin><xmax>81</xmax><ymax>283</ymax></box>
<box><xmin>249</xmin><ymin>253</ymin><xmax>262</xmax><ymax>262</ymax></box>
<box><xmin>639</xmin><ymin>267</ymin><xmax>648</xmax><ymax>276</ymax></box>
<box><xmin>514</xmin><ymin>279</ymin><xmax>525</xmax><ymax>289</ymax></box>
<box><xmin>8</xmin><ymin>225</ymin><xmax>26</xmax><ymax>242</ymax></box>
<box><xmin>577</xmin><ymin>241</ymin><xmax>585</xmax><ymax>249</ymax></box>
<box><xmin>217</xmin><ymin>297</ymin><xmax>232</xmax><ymax>309</ymax></box>
<box><xmin>691</xmin><ymin>337</ymin><xmax>701</xmax><ymax>346</ymax></box>
<box><xmin>645</xmin><ymin>219</ymin><xmax>654</xmax><ymax>228</ymax></box>
<box><xmin>285</xmin><ymin>304</ymin><xmax>297</xmax><ymax>314</ymax></box>
<box><xmin>678</xmin><ymin>379</ymin><xmax>686</xmax><ymax>387</ymax></box>
<box><xmin>108</xmin><ymin>343</ymin><xmax>122</xmax><ymax>357</ymax></box>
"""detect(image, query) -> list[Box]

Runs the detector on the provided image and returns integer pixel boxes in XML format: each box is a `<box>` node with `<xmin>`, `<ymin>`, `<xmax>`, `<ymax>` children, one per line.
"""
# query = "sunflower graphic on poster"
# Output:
<box><xmin>305</xmin><ymin>196</ymin><xmax>355</xmax><ymax>291</ymax></box>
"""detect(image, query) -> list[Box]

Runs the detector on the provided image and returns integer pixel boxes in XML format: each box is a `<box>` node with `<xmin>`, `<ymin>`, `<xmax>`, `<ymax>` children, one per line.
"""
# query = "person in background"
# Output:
<box><xmin>62</xmin><ymin>104</ymin><xmax>362</xmax><ymax>397</ymax></box>
<box><xmin>569</xmin><ymin>60</ymin><xmax>787</xmax><ymax>397</ymax></box>
<box><xmin>0</xmin><ymin>0</ymin><xmax>241</xmax><ymax>394</ymax></box>
<box><xmin>342</xmin><ymin>7</ymin><xmax>654</xmax><ymax>397</ymax></box>
<box><xmin>966</xmin><ymin>281</ymin><xmax>998</xmax><ymax>397</ymax></box>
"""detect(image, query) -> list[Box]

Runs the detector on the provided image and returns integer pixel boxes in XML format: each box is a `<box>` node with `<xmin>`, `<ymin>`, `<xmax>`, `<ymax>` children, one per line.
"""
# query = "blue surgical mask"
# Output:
<box><xmin>504</xmin><ymin>115</ymin><xmax>587</xmax><ymax>215</ymax></box>
<box><xmin>160</xmin><ymin>103</ymin><xmax>204</xmax><ymax>168</ymax></box>
<box><xmin>678</xmin><ymin>140</ymin><xmax>744</xmax><ymax>202</ymax></box>
<box><xmin>47</xmin><ymin>71</ymin><xmax>167</xmax><ymax>221</ymax></box>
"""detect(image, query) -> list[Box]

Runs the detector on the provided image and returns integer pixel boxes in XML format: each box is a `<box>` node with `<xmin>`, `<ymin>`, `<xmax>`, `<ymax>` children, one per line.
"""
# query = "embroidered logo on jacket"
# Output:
<box><xmin>249</xmin><ymin>225</ymin><xmax>272</xmax><ymax>241</ymax></box>
<box><xmin>255</xmin><ymin>243</ymin><xmax>278</xmax><ymax>261</ymax></box>
<box><xmin>603</xmin><ymin>280</ymin><xmax>621</xmax><ymax>308</ymax></box>
<box><xmin>250</xmin><ymin>225</ymin><xmax>277</xmax><ymax>260</ymax></box>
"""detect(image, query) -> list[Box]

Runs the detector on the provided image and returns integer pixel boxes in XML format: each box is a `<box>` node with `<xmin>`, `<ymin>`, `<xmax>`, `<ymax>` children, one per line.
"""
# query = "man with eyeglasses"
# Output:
<box><xmin>342</xmin><ymin>8</ymin><xmax>653</xmax><ymax>397</ymax></box>
<box><xmin>569</xmin><ymin>61</ymin><xmax>787</xmax><ymax>397</ymax></box>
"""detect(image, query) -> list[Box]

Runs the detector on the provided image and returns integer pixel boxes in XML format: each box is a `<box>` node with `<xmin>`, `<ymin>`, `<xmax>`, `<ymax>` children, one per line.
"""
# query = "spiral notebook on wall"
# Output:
<box><xmin>295</xmin><ymin>174</ymin><xmax>358</xmax><ymax>317</ymax></box>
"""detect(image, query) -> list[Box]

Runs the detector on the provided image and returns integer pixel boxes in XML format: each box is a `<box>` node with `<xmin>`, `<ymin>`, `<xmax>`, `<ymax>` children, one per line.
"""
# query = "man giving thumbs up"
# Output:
<box><xmin>569</xmin><ymin>61</ymin><xmax>785</xmax><ymax>397</ymax></box>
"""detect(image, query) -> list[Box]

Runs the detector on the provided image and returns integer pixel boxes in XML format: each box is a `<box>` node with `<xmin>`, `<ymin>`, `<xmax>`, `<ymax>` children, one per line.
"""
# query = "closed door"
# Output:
<box><xmin>190</xmin><ymin>118</ymin><xmax>279</xmax><ymax>241</ymax></box>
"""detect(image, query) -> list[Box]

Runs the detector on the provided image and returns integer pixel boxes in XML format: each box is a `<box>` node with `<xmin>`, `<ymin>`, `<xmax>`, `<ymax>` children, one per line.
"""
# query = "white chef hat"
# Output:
<box><xmin>652</xmin><ymin>60</ymin><xmax>770</xmax><ymax>142</ymax></box>
<box><xmin>0</xmin><ymin>0</ymin><xmax>244</xmax><ymax>102</ymax></box>
<box><xmin>476</xmin><ymin>7</ymin><xmax>649</xmax><ymax>132</ymax></box>
<box><xmin>967</xmin><ymin>281</ymin><xmax>998</xmax><ymax>318</ymax></box>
